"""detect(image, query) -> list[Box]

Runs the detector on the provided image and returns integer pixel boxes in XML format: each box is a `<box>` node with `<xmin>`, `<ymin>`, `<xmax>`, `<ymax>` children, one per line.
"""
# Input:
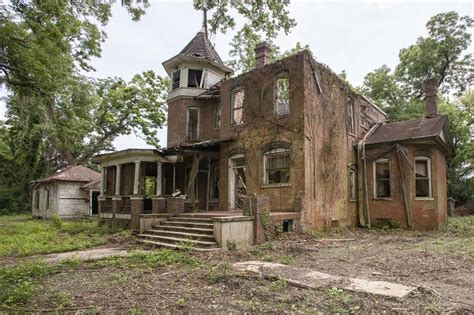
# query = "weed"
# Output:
<box><xmin>0</xmin><ymin>261</ymin><xmax>57</xmax><ymax>306</ymax></box>
<box><xmin>175</xmin><ymin>297</ymin><xmax>186</xmax><ymax>307</ymax></box>
<box><xmin>47</xmin><ymin>290</ymin><xmax>72</xmax><ymax>309</ymax></box>
<box><xmin>270</xmin><ymin>278</ymin><xmax>287</xmax><ymax>291</ymax></box>
<box><xmin>50</xmin><ymin>215</ymin><xmax>63</xmax><ymax>229</ymax></box>
<box><xmin>278</xmin><ymin>254</ymin><xmax>294</xmax><ymax>265</ymax></box>
<box><xmin>207</xmin><ymin>262</ymin><xmax>231</xmax><ymax>284</ymax></box>
<box><xmin>226</xmin><ymin>240</ymin><xmax>237</xmax><ymax>251</ymax></box>
<box><xmin>129</xmin><ymin>306</ymin><xmax>144</xmax><ymax>314</ymax></box>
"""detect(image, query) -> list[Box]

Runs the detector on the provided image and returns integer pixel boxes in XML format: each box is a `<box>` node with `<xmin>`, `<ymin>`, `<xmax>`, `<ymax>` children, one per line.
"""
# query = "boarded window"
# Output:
<box><xmin>232</xmin><ymin>89</ymin><xmax>244</xmax><ymax>125</ymax></box>
<box><xmin>120</xmin><ymin>163</ymin><xmax>135</xmax><ymax>196</ymax></box>
<box><xmin>187</xmin><ymin>69</ymin><xmax>203</xmax><ymax>88</ymax></box>
<box><xmin>415</xmin><ymin>158</ymin><xmax>431</xmax><ymax>197</ymax></box>
<box><xmin>275</xmin><ymin>76</ymin><xmax>290</xmax><ymax>115</ymax></box>
<box><xmin>265</xmin><ymin>149</ymin><xmax>290</xmax><ymax>184</ymax></box>
<box><xmin>348</xmin><ymin>102</ymin><xmax>355</xmax><ymax>134</ymax></box>
<box><xmin>349</xmin><ymin>169</ymin><xmax>356</xmax><ymax>200</ymax></box>
<box><xmin>375</xmin><ymin>160</ymin><xmax>390</xmax><ymax>198</ymax></box>
<box><xmin>215</xmin><ymin>105</ymin><xmax>221</xmax><ymax>128</ymax></box>
<box><xmin>187</xmin><ymin>107</ymin><xmax>199</xmax><ymax>140</ymax></box>
<box><xmin>172</xmin><ymin>70</ymin><xmax>180</xmax><ymax>90</ymax></box>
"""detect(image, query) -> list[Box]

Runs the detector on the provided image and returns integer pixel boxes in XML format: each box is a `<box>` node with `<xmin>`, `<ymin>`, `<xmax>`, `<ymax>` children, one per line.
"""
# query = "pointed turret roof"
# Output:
<box><xmin>178</xmin><ymin>31</ymin><xmax>224</xmax><ymax>64</ymax></box>
<box><xmin>162</xmin><ymin>30</ymin><xmax>232</xmax><ymax>76</ymax></box>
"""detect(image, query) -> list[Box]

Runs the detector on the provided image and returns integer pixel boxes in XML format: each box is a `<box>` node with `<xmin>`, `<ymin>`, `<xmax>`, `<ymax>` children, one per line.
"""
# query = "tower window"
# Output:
<box><xmin>275</xmin><ymin>75</ymin><xmax>290</xmax><ymax>115</ymax></box>
<box><xmin>187</xmin><ymin>107</ymin><xmax>199</xmax><ymax>141</ymax></box>
<box><xmin>172</xmin><ymin>70</ymin><xmax>181</xmax><ymax>90</ymax></box>
<box><xmin>188</xmin><ymin>69</ymin><xmax>203</xmax><ymax>88</ymax></box>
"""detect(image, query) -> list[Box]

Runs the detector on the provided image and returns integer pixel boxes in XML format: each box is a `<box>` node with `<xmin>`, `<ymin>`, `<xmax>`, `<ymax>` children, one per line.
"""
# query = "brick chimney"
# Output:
<box><xmin>255</xmin><ymin>42</ymin><xmax>271</xmax><ymax>68</ymax></box>
<box><xmin>423</xmin><ymin>77</ymin><xmax>438</xmax><ymax>118</ymax></box>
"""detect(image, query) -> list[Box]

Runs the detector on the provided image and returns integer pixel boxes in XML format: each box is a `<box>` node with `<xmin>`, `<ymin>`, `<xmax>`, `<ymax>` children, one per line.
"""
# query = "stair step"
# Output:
<box><xmin>153</xmin><ymin>225</ymin><xmax>214</xmax><ymax>235</ymax></box>
<box><xmin>167</xmin><ymin>217</ymin><xmax>213</xmax><ymax>223</ymax></box>
<box><xmin>138</xmin><ymin>239</ymin><xmax>220</xmax><ymax>252</ymax></box>
<box><xmin>138</xmin><ymin>234</ymin><xmax>218</xmax><ymax>247</ymax></box>
<box><xmin>146</xmin><ymin>229</ymin><xmax>215</xmax><ymax>241</ymax></box>
<box><xmin>162</xmin><ymin>221</ymin><xmax>214</xmax><ymax>228</ymax></box>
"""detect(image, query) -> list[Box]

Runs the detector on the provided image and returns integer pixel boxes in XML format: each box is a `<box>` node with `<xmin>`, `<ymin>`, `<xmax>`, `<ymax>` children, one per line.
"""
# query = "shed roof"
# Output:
<box><xmin>366</xmin><ymin>115</ymin><xmax>450</xmax><ymax>147</ymax></box>
<box><xmin>36</xmin><ymin>165</ymin><xmax>100</xmax><ymax>184</ymax></box>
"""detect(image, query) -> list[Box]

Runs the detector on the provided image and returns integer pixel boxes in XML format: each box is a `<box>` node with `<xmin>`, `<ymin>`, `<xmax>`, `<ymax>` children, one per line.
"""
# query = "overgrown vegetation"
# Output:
<box><xmin>0</xmin><ymin>215</ymin><xmax>130</xmax><ymax>257</ymax></box>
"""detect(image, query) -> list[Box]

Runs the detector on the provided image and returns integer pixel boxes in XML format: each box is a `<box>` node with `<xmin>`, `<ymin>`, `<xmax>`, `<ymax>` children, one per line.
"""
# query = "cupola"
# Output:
<box><xmin>162</xmin><ymin>29</ymin><xmax>233</xmax><ymax>100</ymax></box>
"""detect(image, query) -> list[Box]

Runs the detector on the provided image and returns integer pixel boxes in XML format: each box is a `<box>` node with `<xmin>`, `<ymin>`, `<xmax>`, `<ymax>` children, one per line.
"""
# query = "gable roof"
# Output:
<box><xmin>36</xmin><ymin>165</ymin><xmax>100</xmax><ymax>184</ymax></box>
<box><xmin>366</xmin><ymin>115</ymin><xmax>453</xmax><ymax>153</ymax></box>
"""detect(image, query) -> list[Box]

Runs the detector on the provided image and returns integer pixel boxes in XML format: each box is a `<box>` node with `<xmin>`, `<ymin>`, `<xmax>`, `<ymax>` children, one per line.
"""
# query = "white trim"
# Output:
<box><xmin>415</xmin><ymin>156</ymin><xmax>432</xmax><ymax>198</ymax></box>
<box><xmin>263</xmin><ymin>148</ymin><xmax>291</xmax><ymax>185</ymax></box>
<box><xmin>373</xmin><ymin>158</ymin><xmax>391</xmax><ymax>199</ymax></box>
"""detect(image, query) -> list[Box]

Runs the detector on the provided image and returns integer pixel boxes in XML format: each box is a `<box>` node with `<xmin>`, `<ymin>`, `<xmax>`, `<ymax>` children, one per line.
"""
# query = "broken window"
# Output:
<box><xmin>187</xmin><ymin>107</ymin><xmax>199</xmax><ymax>141</ymax></box>
<box><xmin>215</xmin><ymin>105</ymin><xmax>221</xmax><ymax>128</ymax></box>
<box><xmin>415</xmin><ymin>157</ymin><xmax>431</xmax><ymax>197</ymax></box>
<box><xmin>348</xmin><ymin>102</ymin><xmax>355</xmax><ymax>134</ymax></box>
<box><xmin>232</xmin><ymin>88</ymin><xmax>244</xmax><ymax>125</ymax></box>
<box><xmin>374</xmin><ymin>160</ymin><xmax>390</xmax><ymax>198</ymax></box>
<box><xmin>275</xmin><ymin>76</ymin><xmax>290</xmax><ymax>115</ymax></box>
<box><xmin>349</xmin><ymin>169</ymin><xmax>357</xmax><ymax>200</ymax></box>
<box><xmin>264</xmin><ymin>148</ymin><xmax>290</xmax><ymax>184</ymax></box>
<box><xmin>187</xmin><ymin>69</ymin><xmax>203</xmax><ymax>88</ymax></box>
<box><xmin>172</xmin><ymin>70</ymin><xmax>181</xmax><ymax>90</ymax></box>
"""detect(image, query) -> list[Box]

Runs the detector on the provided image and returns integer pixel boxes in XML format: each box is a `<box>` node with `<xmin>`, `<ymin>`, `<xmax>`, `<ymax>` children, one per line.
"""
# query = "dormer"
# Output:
<box><xmin>162</xmin><ymin>30</ymin><xmax>233</xmax><ymax>100</ymax></box>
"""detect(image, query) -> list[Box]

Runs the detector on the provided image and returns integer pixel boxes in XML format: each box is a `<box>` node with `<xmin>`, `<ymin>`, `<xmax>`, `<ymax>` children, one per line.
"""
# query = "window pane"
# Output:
<box><xmin>376</xmin><ymin>162</ymin><xmax>389</xmax><ymax>180</ymax></box>
<box><xmin>376</xmin><ymin>180</ymin><xmax>390</xmax><ymax>198</ymax></box>
<box><xmin>415</xmin><ymin>160</ymin><xmax>428</xmax><ymax>178</ymax></box>
<box><xmin>265</xmin><ymin>151</ymin><xmax>290</xmax><ymax>184</ymax></box>
<box><xmin>276</xmin><ymin>77</ymin><xmax>290</xmax><ymax>115</ymax></box>
<box><xmin>233</xmin><ymin>108</ymin><xmax>243</xmax><ymax>125</ymax></box>
<box><xmin>349</xmin><ymin>170</ymin><xmax>356</xmax><ymax>199</ymax></box>
<box><xmin>232</xmin><ymin>89</ymin><xmax>244</xmax><ymax>125</ymax></box>
<box><xmin>187</xmin><ymin>69</ymin><xmax>203</xmax><ymax>88</ymax></box>
<box><xmin>215</xmin><ymin>106</ymin><xmax>221</xmax><ymax>128</ymax></box>
<box><xmin>268</xmin><ymin>169</ymin><xmax>290</xmax><ymax>184</ymax></box>
<box><xmin>416</xmin><ymin>178</ymin><xmax>430</xmax><ymax>197</ymax></box>
<box><xmin>187</xmin><ymin>108</ymin><xmax>199</xmax><ymax>140</ymax></box>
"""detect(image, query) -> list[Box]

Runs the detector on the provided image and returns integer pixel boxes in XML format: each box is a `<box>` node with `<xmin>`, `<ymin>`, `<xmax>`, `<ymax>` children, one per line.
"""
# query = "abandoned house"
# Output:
<box><xmin>92</xmin><ymin>29</ymin><xmax>453</xmax><ymax>249</ymax></box>
<box><xmin>32</xmin><ymin>165</ymin><xmax>101</xmax><ymax>219</ymax></box>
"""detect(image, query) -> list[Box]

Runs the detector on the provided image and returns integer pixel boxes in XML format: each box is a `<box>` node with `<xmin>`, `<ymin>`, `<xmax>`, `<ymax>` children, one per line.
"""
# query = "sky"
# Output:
<box><xmin>1</xmin><ymin>0</ymin><xmax>472</xmax><ymax>150</ymax></box>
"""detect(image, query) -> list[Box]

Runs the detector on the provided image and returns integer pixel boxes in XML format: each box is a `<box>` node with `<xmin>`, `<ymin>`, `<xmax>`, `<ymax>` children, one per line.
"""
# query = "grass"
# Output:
<box><xmin>0</xmin><ymin>214</ymin><xmax>130</xmax><ymax>257</ymax></box>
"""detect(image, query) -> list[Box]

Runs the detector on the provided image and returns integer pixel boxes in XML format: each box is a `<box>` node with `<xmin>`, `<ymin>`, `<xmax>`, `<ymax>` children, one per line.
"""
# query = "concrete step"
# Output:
<box><xmin>153</xmin><ymin>225</ymin><xmax>214</xmax><ymax>235</ymax></box>
<box><xmin>138</xmin><ymin>234</ymin><xmax>218</xmax><ymax>248</ymax></box>
<box><xmin>167</xmin><ymin>217</ymin><xmax>213</xmax><ymax>224</ymax></box>
<box><xmin>161</xmin><ymin>221</ymin><xmax>214</xmax><ymax>229</ymax></box>
<box><xmin>138</xmin><ymin>239</ymin><xmax>220</xmax><ymax>252</ymax></box>
<box><xmin>145</xmin><ymin>229</ymin><xmax>215</xmax><ymax>241</ymax></box>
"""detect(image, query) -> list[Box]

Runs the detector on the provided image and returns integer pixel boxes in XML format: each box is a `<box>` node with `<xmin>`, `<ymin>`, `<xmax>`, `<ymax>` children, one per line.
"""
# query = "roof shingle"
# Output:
<box><xmin>37</xmin><ymin>165</ymin><xmax>100</xmax><ymax>183</ymax></box>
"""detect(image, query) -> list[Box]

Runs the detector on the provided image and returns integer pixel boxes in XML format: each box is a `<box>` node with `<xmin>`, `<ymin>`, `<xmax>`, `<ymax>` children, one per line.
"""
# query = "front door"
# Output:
<box><xmin>229</xmin><ymin>155</ymin><xmax>246</xmax><ymax>209</ymax></box>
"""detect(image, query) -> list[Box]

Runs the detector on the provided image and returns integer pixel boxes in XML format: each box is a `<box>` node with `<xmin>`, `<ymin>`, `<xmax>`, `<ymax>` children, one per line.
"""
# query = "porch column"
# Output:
<box><xmin>115</xmin><ymin>164</ymin><xmax>121</xmax><ymax>196</ymax></box>
<box><xmin>156</xmin><ymin>161</ymin><xmax>162</xmax><ymax>196</ymax></box>
<box><xmin>133</xmin><ymin>160</ymin><xmax>141</xmax><ymax>195</ymax></box>
<box><xmin>100</xmin><ymin>167</ymin><xmax>105</xmax><ymax>196</ymax></box>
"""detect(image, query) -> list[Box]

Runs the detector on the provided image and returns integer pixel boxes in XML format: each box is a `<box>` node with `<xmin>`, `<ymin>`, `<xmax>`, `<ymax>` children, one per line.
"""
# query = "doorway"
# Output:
<box><xmin>91</xmin><ymin>191</ymin><xmax>99</xmax><ymax>215</ymax></box>
<box><xmin>229</xmin><ymin>155</ymin><xmax>246</xmax><ymax>209</ymax></box>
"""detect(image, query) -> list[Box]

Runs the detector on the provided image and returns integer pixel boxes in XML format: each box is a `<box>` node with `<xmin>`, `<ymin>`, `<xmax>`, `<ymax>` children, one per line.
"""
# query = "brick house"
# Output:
<box><xmin>94</xmin><ymin>30</ymin><xmax>452</xmax><ymax>249</ymax></box>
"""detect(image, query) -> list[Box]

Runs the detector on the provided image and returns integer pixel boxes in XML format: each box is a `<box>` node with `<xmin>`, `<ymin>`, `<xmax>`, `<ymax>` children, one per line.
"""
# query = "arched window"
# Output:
<box><xmin>415</xmin><ymin>157</ymin><xmax>432</xmax><ymax>198</ymax></box>
<box><xmin>264</xmin><ymin>148</ymin><xmax>290</xmax><ymax>184</ymax></box>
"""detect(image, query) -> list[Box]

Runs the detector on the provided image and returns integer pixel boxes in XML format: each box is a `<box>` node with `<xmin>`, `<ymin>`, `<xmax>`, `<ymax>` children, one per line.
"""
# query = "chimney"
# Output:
<box><xmin>423</xmin><ymin>77</ymin><xmax>438</xmax><ymax>118</ymax></box>
<box><xmin>255</xmin><ymin>42</ymin><xmax>271</xmax><ymax>68</ymax></box>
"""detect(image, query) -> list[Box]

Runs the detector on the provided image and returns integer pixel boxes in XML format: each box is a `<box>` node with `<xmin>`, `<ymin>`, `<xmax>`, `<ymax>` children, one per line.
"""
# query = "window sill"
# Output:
<box><xmin>373</xmin><ymin>197</ymin><xmax>392</xmax><ymax>201</ymax></box>
<box><xmin>415</xmin><ymin>197</ymin><xmax>434</xmax><ymax>201</ymax></box>
<box><xmin>261</xmin><ymin>183</ymin><xmax>291</xmax><ymax>188</ymax></box>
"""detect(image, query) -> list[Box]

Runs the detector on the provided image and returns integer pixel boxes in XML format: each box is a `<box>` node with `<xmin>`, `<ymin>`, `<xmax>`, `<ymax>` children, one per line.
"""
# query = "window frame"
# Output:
<box><xmin>415</xmin><ymin>157</ymin><xmax>432</xmax><ymax>199</ymax></box>
<box><xmin>187</xmin><ymin>68</ymin><xmax>204</xmax><ymax>88</ymax></box>
<box><xmin>275</xmin><ymin>74</ymin><xmax>290</xmax><ymax>116</ymax></box>
<box><xmin>373</xmin><ymin>159</ymin><xmax>391</xmax><ymax>199</ymax></box>
<box><xmin>263</xmin><ymin>148</ymin><xmax>291</xmax><ymax>186</ymax></box>
<box><xmin>231</xmin><ymin>88</ymin><xmax>245</xmax><ymax>125</ymax></box>
<box><xmin>348</xmin><ymin>102</ymin><xmax>355</xmax><ymax>135</ymax></box>
<box><xmin>349</xmin><ymin>169</ymin><xmax>357</xmax><ymax>201</ymax></box>
<box><xmin>186</xmin><ymin>107</ymin><xmax>200</xmax><ymax>141</ymax></box>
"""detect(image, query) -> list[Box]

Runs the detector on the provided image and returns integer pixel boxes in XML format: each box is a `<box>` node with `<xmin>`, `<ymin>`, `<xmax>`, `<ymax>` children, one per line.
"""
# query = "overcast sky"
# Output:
<box><xmin>1</xmin><ymin>0</ymin><xmax>472</xmax><ymax>150</ymax></box>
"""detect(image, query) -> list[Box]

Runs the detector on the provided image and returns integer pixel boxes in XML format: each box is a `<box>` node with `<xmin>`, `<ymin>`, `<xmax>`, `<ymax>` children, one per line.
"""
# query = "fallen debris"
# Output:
<box><xmin>233</xmin><ymin>261</ymin><xmax>416</xmax><ymax>299</ymax></box>
<box><xmin>38</xmin><ymin>247</ymin><xmax>137</xmax><ymax>264</ymax></box>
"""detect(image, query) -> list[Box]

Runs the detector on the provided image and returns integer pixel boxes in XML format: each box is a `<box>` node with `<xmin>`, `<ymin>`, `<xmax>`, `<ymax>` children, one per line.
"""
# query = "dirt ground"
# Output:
<box><xmin>4</xmin><ymin>226</ymin><xmax>474</xmax><ymax>313</ymax></box>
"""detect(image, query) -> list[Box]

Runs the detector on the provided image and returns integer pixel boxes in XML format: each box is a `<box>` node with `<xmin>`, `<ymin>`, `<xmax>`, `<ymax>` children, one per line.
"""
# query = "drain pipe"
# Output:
<box><xmin>357</xmin><ymin>123</ymin><xmax>382</xmax><ymax>228</ymax></box>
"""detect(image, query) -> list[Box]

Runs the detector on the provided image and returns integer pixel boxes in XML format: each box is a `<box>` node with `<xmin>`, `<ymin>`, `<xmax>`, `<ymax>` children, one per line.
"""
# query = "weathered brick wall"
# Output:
<box><xmin>218</xmin><ymin>53</ymin><xmax>307</xmax><ymax>212</ymax></box>
<box><xmin>167</xmin><ymin>97</ymin><xmax>220</xmax><ymax>148</ymax></box>
<box><xmin>365</xmin><ymin>144</ymin><xmax>447</xmax><ymax>230</ymax></box>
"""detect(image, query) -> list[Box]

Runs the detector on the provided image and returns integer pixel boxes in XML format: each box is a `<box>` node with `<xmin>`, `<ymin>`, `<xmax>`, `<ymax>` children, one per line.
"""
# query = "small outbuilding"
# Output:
<box><xmin>31</xmin><ymin>165</ymin><xmax>101</xmax><ymax>218</ymax></box>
